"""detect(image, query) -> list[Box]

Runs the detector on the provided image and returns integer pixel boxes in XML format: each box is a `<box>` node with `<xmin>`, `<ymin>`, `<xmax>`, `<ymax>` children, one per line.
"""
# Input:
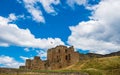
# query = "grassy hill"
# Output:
<box><xmin>60</xmin><ymin>56</ymin><xmax>120</xmax><ymax>75</ymax></box>
<box><xmin>0</xmin><ymin>56</ymin><xmax>120</xmax><ymax>75</ymax></box>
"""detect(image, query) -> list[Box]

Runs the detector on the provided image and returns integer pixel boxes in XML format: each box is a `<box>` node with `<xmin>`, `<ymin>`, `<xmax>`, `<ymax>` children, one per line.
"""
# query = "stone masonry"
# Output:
<box><xmin>20</xmin><ymin>45</ymin><xmax>80</xmax><ymax>70</ymax></box>
<box><xmin>20</xmin><ymin>45</ymin><xmax>114</xmax><ymax>70</ymax></box>
<box><xmin>46</xmin><ymin>45</ymin><xmax>80</xmax><ymax>70</ymax></box>
<box><xmin>24</xmin><ymin>56</ymin><xmax>45</xmax><ymax>70</ymax></box>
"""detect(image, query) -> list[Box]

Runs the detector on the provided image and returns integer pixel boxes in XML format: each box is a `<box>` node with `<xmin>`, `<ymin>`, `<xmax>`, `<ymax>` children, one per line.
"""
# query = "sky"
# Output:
<box><xmin>0</xmin><ymin>0</ymin><xmax>120</xmax><ymax>68</ymax></box>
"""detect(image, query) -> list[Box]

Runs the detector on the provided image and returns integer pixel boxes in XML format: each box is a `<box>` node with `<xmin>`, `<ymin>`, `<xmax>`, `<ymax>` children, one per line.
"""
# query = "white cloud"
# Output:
<box><xmin>8</xmin><ymin>13</ymin><xmax>25</xmax><ymax>21</ymax></box>
<box><xmin>38</xmin><ymin>0</ymin><xmax>60</xmax><ymax>15</ymax></box>
<box><xmin>22</xmin><ymin>0</ymin><xmax>61</xmax><ymax>23</ymax></box>
<box><xmin>20</xmin><ymin>56</ymin><xmax>33</xmax><ymax>61</ymax></box>
<box><xmin>68</xmin><ymin>0</ymin><xmax>120</xmax><ymax>54</ymax></box>
<box><xmin>0</xmin><ymin>55</ymin><xmax>24</xmax><ymax>68</ymax></box>
<box><xmin>20</xmin><ymin>56</ymin><xmax>29</xmax><ymax>61</ymax></box>
<box><xmin>67</xmin><ymin>0</ymin><xmax>87</xmax><ymax>8</ymax></box>
<box><xmin>36</xmin><ymin>50</ymin><xmax>47</xmax><ymax>60</ymax></box>
<box><xmin>23</xmin><ymin>0</ymin><xmax>45</xmax><ymax>23</ymax></box>
<box><xmin>0</xmin><ymin>14</ymin><xmax>64</xmax><ymax>49</ymax></box>
<box><xmin>17</xmin><ymin>0</ymin><xmax>22</xmax><ymax>4</ymax></box>
<box><xmin>8</xmin><ymin>13</ymin><xmax>17</xmax><ymax>21</ymax></box>
<box><xmin>24</xmin><ymin>48</ymin><xmax>30</xmax><ymax>52</ymax></box>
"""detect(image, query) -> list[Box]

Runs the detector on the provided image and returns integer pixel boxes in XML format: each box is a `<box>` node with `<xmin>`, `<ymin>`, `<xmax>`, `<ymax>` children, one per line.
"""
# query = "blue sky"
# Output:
<box><xmin>0</xmin><ymin>0</ymin><xmax>120</xmax><ymax>68</ymax></box>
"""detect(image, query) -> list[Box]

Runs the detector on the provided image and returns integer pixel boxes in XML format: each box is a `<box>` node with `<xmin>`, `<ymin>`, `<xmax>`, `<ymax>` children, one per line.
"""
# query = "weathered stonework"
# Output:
<box><xmin>23</xmin><ymin>56</ymin><xmax>45</xmax><ymax>70</ymax></box>
<box><xmin>20</xmin><ymin>45</ymin><xmax>80</xmax><ymax>70</ymax></box>
<box><xmin>20</xmin><ymin>45</ymin><xmax>120</xmax><ymax>70</ymax></box>
<box><xmin>46</xmin><ymin>45</ymin><xmax>80</xmax><ymax>70</ymax></box>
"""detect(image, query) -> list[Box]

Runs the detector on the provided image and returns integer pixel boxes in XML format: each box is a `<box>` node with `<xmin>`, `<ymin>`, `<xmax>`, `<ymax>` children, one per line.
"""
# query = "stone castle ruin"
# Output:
<box><xmin>20</xmin><ymin>45</ymin><xmax>81</xmax><ymax>70</ymax></box>
<box><xmin>19</xmin><ymin>45</ymin><xmax>107</xmax><ymax>70</ymax></box>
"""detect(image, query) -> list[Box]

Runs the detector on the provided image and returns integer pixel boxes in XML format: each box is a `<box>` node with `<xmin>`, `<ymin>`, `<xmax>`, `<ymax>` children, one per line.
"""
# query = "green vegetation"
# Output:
<box><xmin>81</xmin><ymin>56</ymin><xmax>120</xmax><ymax>70</ymax></box>
<box><xmin>62</xmin><ymin>56</ymin><xmax>120</xmax><ymax>75</ymax></box>
<box><xmin>0</xmin><ymin>56</ymin><xmax>120</xmax><ymax>75</ymax></box>
<box><xmin>81</xmin><ymin>68</ymin><xmax>104</xmax><ymax>75</ymax></box>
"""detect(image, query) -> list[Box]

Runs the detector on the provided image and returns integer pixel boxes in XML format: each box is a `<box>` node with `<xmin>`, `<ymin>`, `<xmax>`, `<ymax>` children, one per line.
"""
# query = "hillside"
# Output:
<box><xmin>61</xmin><ymin>56</ymin><xmax>120</xmax><ymax>75</ymax></box>
<box><xmin>0</xmin><ymin>51</ymin><xmax>120</xmax><ymax>75</ymax></box>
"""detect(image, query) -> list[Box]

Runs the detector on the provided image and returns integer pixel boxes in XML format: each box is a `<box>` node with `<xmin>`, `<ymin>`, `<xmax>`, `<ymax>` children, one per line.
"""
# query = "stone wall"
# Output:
<box><xmin>22</xmin><ymin>56</ymin><xmax>45</xmax><ymax>70</ymax></box>
<box><xmin>21</xmin><ymin>45</ymin><xmax>118</xmax><ymax>70</ymax></box>
<box><xmin>25</xmin><ymin>59</ymin><xmax>32</xmax><ymax>69</ymax></box>
<box><xmin>31</xmin><ymin>56</ymin><xmax>45</xmax><ymax>70</ymax></box>
<box><xmin>46</xmin><ymin>45</ymin><xmax>80</xmax><ymax>70</ymax></box>
<box><xmin>20</xmin><ymin>45</ymin><xmax>80</xmax><ymax>70</ymax></box>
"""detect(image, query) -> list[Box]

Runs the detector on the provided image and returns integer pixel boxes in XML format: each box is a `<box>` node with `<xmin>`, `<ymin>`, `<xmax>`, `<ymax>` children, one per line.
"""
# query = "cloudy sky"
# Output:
<box><xmin>0</xmin><ymin>0</ymin><xmax>120</xmax><ymax>68</ymax></box>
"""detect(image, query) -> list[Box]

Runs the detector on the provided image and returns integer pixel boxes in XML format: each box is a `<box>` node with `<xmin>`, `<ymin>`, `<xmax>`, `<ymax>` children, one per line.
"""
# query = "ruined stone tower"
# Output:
<box><xmin>46</xmin><ymin>45</ymin><xmax>80</xmax><ymax>70</ymax></box>
<box><xmin>30</xmin><ymin>56</ymin><xmax>45</xmax><ymax>70</ymax></box>
<box><xmin>24</xmin><ymin>56</ymin><xmax>45</xmax><ymax>70</ymax></box>
<box><xmin>25</xmin><ymin>59</ymin><xmax>32</xmax><ymax>69</ymax></box>
<box><xmin>20</xmin><ymin>45</ymin><xmax>80</xmax><ymax>70</ymax></box>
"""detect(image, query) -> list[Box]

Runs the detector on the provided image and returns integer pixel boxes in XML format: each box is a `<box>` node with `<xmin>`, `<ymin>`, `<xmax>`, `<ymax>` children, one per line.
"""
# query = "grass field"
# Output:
<box><xmin>60</xmin><ymin>56</ymin><xmax>120</xmax><ymax>75</ymax></box>
<box><xmin>0</xmin><ymin>56</ymin><xmax>120</xmax><ymax>75</ymax></box>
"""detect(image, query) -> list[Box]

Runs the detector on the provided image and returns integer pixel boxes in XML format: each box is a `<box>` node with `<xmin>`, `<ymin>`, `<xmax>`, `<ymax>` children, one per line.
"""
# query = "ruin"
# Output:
<box><xmin>20</xmin><ymin>45</ymin><xmax>81</xmax><ymax>70</ymax></box>
<box><xmin>19</xmin><ymin>45</ymin><xmax>120</xmax><ymax>70</ymax></box>
<box><xmin>46</xmin><ymin>45</ymin><xmax>80</xmax><ymax>70</ymax></box>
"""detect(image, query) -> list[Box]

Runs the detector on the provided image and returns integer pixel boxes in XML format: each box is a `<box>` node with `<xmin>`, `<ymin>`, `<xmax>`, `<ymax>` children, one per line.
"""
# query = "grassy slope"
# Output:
<box><xmin>60</xmin><ymin>56</ymin><xmax>120</xmax><ymax>75</ymax></box>
<box><xmin>1</xmin><ymin>56</ymin><xmax>120</xmax><ymax>75</ymax></box>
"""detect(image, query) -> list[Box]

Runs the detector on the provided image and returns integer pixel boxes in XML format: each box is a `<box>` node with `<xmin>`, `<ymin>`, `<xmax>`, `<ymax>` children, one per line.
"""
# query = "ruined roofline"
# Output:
<box><xmin>56</xmin><ymin>45</ymin><xmax>67</xmax><ymax>48</ymax></box>
<box><xmin>34</xmin><ymin>56</ymin><xmax>40</xmax><ymax>59</ymax></box>
<box><xmin>20</xmin><ymin>45</ymin><xmax>120</xmax><ymax>70</ymax></box>
<box><xmin>47</xmin><ymin>45</ymin><xmax>74</xmax><ymax>52</ymax></box>
<box><xmin>26</xmin><ymin>59</ymin><xmax>32</xmax><ymax>61</ymax></box>
<box><xmin>25</xmin><ymin>56</ymin><xmax>42</xmax><ymax>61</ymax></box>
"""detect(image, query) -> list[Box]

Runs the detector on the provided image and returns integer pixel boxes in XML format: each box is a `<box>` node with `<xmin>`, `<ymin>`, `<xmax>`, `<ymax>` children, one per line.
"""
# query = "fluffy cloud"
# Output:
<box><xmin>38</xmin><ymin>0</ymin><xmax>60</xmax><ymax>15</ymax></box>
<box><xmin>68</xmin><ymin>0</ymin><xmax>120</xmax><ymax>54</ymax></box>
<box><xmin>67</xmin><ymin>0</ymin><xmax>87</xmax><ymax>7</ymax></box>
<box><xmin>22</xmin><ymin>0</ymin><xmax>60</xmax><ymax>23</ymax></box>
<box><xmin>20</xmin><ymin>56</ymin><xmax>29</xmax><ymax>61</ymax></box>
<box><xmin>0</xmin><ymin>14</ymin><xmax>64</xmax><ymax>49</ymax></box>
<box><xmin>0</xmin><ymin>55</ymin><xmax>24</xmax><ymax>68</ymax></box>
<box><xmin>24</xmin><ymin>48</ymin><xmax>30</xmax><ymax>52</ymax></box>
<box><xmin>8</xmin><ymin>14</ymin><xmax>17</xmax><ymax>21</ymax></box>
<box><xmin>36</xmin><ymin>50</ymin><xmax>47</xmax><ymax>60</ymax></box>
<box><xmin>21</xmin><ymin>0</ymin><xmax>94</xmax><ymax>23</ymax></box>
<box><xmin>20</xmin><ymin>56</ymin><xmax>33</xmax><ymax>61</ymax></box>
<box><xmin>23</xmin><ymin>0</ymin><xmax>45</xmax><ymax>23</ymax></box>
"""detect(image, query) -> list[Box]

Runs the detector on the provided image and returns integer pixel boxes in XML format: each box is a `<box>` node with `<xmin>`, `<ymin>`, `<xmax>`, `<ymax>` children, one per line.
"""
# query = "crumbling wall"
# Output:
<box><xmin>31</xmin><ymin>56</ymin><xmax>45</xmax><ymax>70</ymax></box>
<box><xmin>25</xmin><ymin>59</ymin><xmax>32</xmax><ymax>69</ymax></box>
<box><xmin>22</xmin><ymin>56</ymin><xmax>45</xmax><ymax>70</ymax></box>
<box><xmin>47</xmin><ymin>45</ymin><xmax>80</xmax><ymax>70</ymax></box>
<box><xmin>20</xmin><ymin>45</ymin><xmax>81</xmax><ymax>70</ymax></box>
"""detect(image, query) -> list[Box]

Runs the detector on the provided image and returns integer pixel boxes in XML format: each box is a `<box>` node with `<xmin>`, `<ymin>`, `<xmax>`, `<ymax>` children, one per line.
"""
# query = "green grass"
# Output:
<box><xmin>61</xmin><ymin>56</ymin><xmax>120</xmax><ymax>75</ymax></box>
<box><xmin>81</xmin><ymin>56</ymin><xmax>120</xmax><ymax>70</ymax></box>
<box><xmin>1</xmin><ymin>56</ymin><xmax>120</xmax><ymax>75</ymax></box>
<box><xmin>27</xmin><ymin>56</ymin><xmax>120</xmax><ymax>75</ymax></box>
<box><xmin>81</xmin><ymin>68</ymin><xmax>104</xmax><ymax>75</ymax></box>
